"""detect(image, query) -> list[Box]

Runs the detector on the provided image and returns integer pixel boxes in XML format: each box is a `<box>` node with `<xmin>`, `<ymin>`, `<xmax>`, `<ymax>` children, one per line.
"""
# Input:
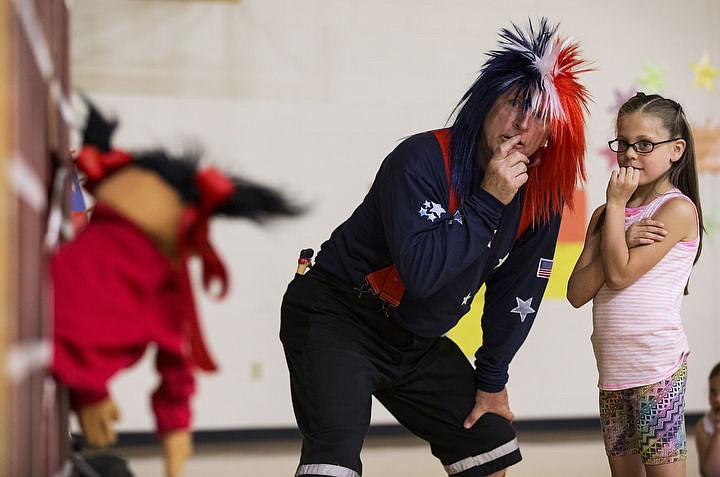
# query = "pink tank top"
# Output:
<box><xmin>591</xmin><ymin>189</ymin><xmax>699</xmax><ymax>390</ymax></box>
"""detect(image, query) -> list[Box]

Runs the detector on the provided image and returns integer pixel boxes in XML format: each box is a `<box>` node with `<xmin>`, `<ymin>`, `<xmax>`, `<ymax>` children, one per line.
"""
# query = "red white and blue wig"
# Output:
<box><xmin>449</xmin><ymin>18</ymin><xmax>592</xmax><ymax>232</ymax></box>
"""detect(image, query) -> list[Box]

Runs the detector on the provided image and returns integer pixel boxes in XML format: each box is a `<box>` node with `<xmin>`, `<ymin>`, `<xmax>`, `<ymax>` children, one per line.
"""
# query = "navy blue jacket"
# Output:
<box><xmin>315</xmin><ymin>131</ymin><xmax>562</xmax><ymax>392</ymax></box>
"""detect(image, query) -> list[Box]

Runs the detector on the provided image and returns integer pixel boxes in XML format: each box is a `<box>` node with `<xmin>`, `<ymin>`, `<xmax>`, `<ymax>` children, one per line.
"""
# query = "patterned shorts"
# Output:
<box><xmin>598</xmin><ymin>362</ymin><xmax>687</xmax><ymax>465</ymax></box>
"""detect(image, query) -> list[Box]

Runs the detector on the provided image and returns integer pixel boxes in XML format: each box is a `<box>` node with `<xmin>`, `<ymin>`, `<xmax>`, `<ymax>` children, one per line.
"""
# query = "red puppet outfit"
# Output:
<box><xmin>51</xmin><ymin>202</ymin><xmax>195</xmax><ymax>434</ymax></box>
<box><xmin>50</xmin><ymin>99</ymin><xmax>301</xmax><ymax>477</ymax></box>
<box><xmin>52</xmin><ymin>151</ymin><xmax>234</xmax><ymax>435</ymax></box>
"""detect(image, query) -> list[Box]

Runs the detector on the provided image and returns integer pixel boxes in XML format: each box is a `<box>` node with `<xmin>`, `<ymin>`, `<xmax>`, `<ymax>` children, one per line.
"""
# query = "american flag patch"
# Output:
<box><xmin>536</xmin><ymin>258</ymin><xmax>553</xmax><ymax>279</ymax></box>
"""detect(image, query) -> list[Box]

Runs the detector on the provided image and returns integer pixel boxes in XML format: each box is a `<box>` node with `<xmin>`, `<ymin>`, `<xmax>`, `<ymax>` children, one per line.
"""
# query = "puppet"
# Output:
<box><xmin>51</xmin><ymin>99</ymin><xmax>301</xmax><ymax>477</ymax></box>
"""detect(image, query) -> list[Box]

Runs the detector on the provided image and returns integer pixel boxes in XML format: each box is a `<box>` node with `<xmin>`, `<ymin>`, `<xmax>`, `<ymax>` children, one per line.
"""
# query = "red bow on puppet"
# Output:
<box><xmin>177</xmin><ymin>168</ymin><xmax>235</xmax><ymax>371</ymax></box>
<box><xmin>75</xmin><ymin>145</ymin><xmax>133</xmax><ymax>190</ymax></box>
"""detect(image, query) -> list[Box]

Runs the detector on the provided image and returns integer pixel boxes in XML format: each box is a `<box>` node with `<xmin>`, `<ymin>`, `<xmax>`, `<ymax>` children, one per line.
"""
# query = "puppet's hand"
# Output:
<box><xmin>77</xmin><ymin>398</ymin><xmax>121</xmax><ymax>447</ymax></box>
<box><xmin>161</xmin><ymin>429</ymin><xmax>193</xmax><ymax>477</ymax></box>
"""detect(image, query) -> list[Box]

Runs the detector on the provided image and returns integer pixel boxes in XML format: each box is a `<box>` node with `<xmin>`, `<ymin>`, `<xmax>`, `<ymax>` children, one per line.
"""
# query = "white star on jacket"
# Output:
<box><xmin>487</xmin><ymin>229</ymin><xmax>497</xmax><ymax>248</ymax></box>
<box><xmin>429</xmin><ymin>202</ymin><xmax>446</xmax><ymax>217</ymax></box>
<box><xmin>451</xmin><ymin>210</ymin><xmax>463</xmax><ymax>225</ymax></box>
<box><xmin>418</xmin><ymin>200</ymin><xmax>447</xmax><ymax>222</ymax></box>
<box><xmin>461</xmin><ymin>292</ymin><xmax>472</xmax><ymax>306</ymax></box>
<box><xmin>510</xmin><ymin>297</ymin><xmax>535</xmax><ymax>322</ymax></box>
<box><xmin>494</xmin><ymin>253</ymin><xmax>509</xmax><ymax>269</ymax></box>
<box><xmin>418</xmin><ymin>200</ymin><xmax>446</xmax><ymax>222</ymax></box>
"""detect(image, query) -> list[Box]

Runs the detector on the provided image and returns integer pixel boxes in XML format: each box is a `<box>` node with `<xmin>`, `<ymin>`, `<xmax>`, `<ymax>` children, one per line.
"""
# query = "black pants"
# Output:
<box><xmin>279</xmin><ymin>267</ymin><xmax>521</xmax><ymax>477</ymax></box>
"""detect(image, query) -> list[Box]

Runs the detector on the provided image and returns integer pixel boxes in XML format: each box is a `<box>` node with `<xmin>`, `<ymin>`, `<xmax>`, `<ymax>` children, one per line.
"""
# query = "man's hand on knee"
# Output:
<box><xmin>463</xmin><ymin>387</ymin><xmax>514</xmax><ymax>429</ymax></box>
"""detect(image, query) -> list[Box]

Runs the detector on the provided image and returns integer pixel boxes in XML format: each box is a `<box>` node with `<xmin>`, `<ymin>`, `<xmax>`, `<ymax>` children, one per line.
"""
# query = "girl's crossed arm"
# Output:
<box><xmin>568</xmin><ymin>201</ymin><xmax>671</xmax><ymax>308</ymax></box>
<box><xmin>601</xmin><ymin>169</ymin><xmax>696</xmax><ymax>289</ymax></box>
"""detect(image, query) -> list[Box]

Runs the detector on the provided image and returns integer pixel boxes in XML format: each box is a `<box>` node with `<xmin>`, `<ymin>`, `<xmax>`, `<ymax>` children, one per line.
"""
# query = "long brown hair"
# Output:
<box><xmin>596</xmin><ymin>92</ymin><xmax>704</xmax><ymax>293</ymax></box>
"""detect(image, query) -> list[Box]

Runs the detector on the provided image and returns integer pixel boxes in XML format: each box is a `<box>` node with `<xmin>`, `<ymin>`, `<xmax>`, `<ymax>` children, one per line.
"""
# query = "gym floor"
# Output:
<box><xmin>101</xmin><ymin>427</ymin><xmax>702</xmax><ymax>477</ymax></box>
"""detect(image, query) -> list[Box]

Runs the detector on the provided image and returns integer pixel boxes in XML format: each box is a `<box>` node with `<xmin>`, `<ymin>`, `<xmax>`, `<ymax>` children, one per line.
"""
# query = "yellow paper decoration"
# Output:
<box><xmin>691</xmin><ymin>52</ymin><xmax>720</xmax><ymax>92</ymax></box>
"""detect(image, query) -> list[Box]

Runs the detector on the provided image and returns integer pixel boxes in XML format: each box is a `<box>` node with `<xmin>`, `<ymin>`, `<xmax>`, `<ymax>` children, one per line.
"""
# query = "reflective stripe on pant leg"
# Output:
<box><xmin>443</xmin><ymin>438</ymin><xmax>519</xmax><ymax>475</ymax></box>
<box><xmin>295</xmin><ymin>463</ymin><xmax>361</xmax><ymax>477</ymax></box>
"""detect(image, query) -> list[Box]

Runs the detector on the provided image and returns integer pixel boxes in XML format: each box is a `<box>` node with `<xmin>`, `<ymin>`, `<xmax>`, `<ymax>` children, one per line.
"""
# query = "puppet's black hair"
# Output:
<box><xmin>79</xmin><ymin>97</ymin><xmax>303</xmax><ymax>220</ymax></box>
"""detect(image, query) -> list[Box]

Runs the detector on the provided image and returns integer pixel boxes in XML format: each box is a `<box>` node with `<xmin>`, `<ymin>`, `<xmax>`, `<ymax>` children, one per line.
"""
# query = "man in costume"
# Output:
<box><xmin>280</xmin><ymin>18</ymin><xmax>591</xmax><ymax>476</ymax></box>
<box><xmin>51</xmin><ymin>100</ymin><xmax>301</xmax><ymax>477</ymax></box>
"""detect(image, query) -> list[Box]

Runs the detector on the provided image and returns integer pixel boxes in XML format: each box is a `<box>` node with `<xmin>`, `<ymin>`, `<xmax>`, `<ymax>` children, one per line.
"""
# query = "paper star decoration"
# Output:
<box><xmin>693</xmin><ymin>122</ymin><xmax>720</xmax><ymax>173</ymax></box>
<box><xmin>691</xmin><ymin>52</ymin><xmax>720</xmax><ymax>92</ymax></box>
<box><xmin>608</xmin><ymin>87</ymin><xmax>636</xmax><ymax>114</ymax></box>
<box><xmin>635</xmin><ymin>64</ymin><xmax>665</xmax><ymax>94</ymax></box>
<box><xmin>703</xmin><ymin>212</ymin><xmax>718</xmax><ymax>243</ymax></box>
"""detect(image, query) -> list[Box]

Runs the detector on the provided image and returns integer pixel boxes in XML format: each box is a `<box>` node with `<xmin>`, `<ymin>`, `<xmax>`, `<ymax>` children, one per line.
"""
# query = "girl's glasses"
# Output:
<box><xmin>608</xmin><ymin>138</ymin><xmax>682</xmax><ymax>154</ymax></box>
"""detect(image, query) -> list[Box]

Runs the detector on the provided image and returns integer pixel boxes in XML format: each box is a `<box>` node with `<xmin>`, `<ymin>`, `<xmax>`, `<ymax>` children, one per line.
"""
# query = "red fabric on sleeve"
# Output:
<box><xmin>152</xmin><ymin>348</ymin><xmax>196</xmax><ymax>434</ymax></box>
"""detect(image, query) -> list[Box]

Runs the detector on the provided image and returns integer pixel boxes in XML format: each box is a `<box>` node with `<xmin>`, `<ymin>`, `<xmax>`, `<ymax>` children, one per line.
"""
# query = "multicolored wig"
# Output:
<box><xmin>449</xmin><ymin>18</ymin><xmax>592</xmax><ymax>233</ymax></box>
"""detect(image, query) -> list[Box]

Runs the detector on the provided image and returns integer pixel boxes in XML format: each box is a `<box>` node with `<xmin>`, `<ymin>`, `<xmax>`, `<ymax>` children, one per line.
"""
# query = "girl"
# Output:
<box><xmin>695</xmin><ymin>362</ymin><xmax>720</xmax><ymax>477</ymax></box>
<box><xmin>567</xmin><ymin>92</ymin><xmax>703</xmax><ymax>477</ymax></box>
